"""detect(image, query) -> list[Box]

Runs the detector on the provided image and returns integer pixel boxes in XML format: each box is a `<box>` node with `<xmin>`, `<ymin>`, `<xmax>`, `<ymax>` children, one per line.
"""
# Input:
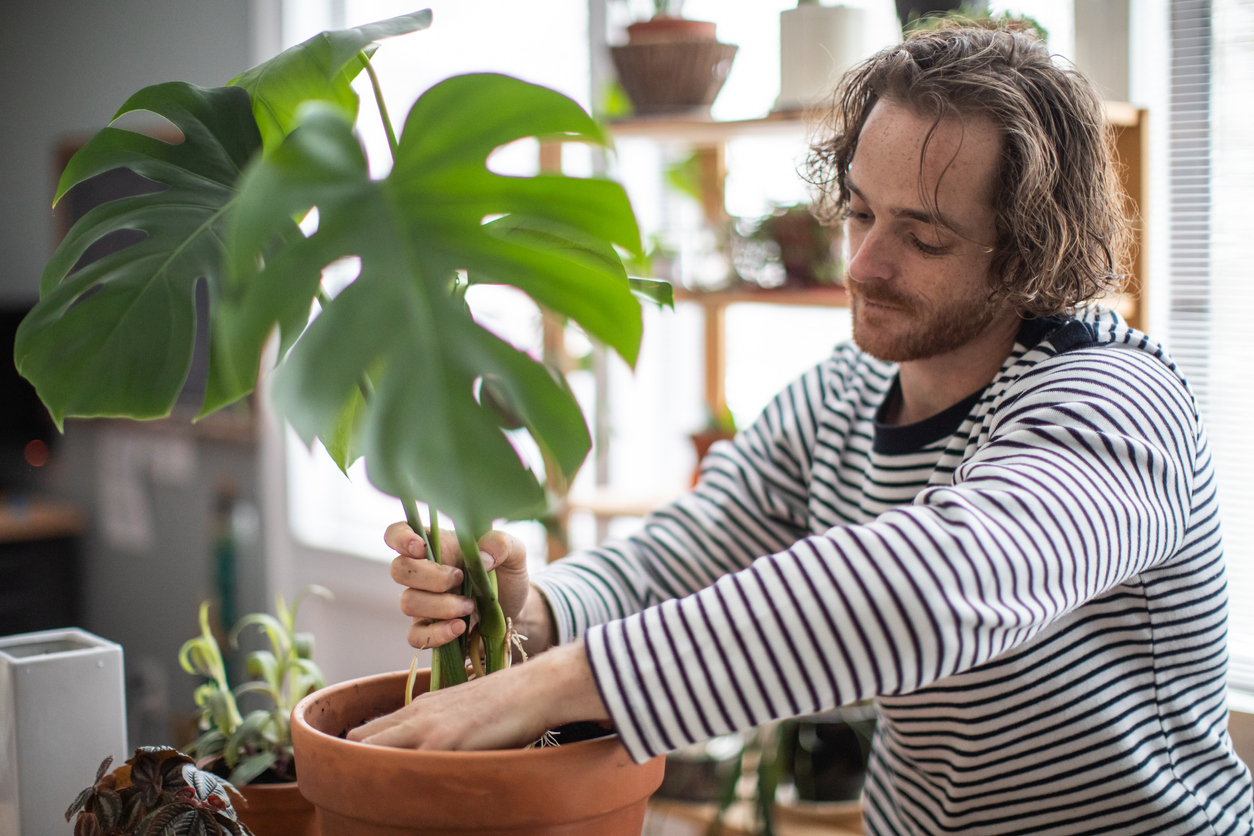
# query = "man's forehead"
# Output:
<box><xmin>847</xmin><ymin>100</ymin><xmax>1000</xmax><ymax>233</ymax></box>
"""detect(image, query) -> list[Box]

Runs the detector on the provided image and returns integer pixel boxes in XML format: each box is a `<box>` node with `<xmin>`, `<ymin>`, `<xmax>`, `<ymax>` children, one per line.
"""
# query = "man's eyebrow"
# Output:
<box><xmin>847</xmin><ymin>177</ymin><xmax>949</xmax><ymax>228</ymax></box>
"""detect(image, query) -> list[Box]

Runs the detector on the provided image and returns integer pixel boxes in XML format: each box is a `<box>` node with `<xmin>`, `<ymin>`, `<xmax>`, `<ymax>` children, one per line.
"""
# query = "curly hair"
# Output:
<box><xmin>806</xmin><ymin>23</ymin><xmax>1131</xmax><ymax>316</ymax></box>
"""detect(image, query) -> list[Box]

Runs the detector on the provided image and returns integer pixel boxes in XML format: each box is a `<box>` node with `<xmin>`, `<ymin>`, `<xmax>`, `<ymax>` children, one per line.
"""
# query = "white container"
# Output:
<box><xmin>0</xmin><ymin>629</ymin><xmax>127</xmax><ymax>836</ymax></box>
<box><xmin>776</xmin><ymin>4</ymin><xmax>868</xmax><ymax>112</ymax></box>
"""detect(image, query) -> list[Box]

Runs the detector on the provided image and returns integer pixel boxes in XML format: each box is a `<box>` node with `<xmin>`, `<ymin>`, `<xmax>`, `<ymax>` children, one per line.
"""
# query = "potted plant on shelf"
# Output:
<box><xmin>611</xmin><ymin>0</ymin><xmax>738</xmax><ymax>115</ymax></box>
<box><xmin>178</xmin><ymin>588</ymin><xmax>331</xmax><ymax>836</ymax></box>
<box><xmin>18</xmin><ymin>8</ymin><xmax>669</xmax><ymax>834</ymax></box>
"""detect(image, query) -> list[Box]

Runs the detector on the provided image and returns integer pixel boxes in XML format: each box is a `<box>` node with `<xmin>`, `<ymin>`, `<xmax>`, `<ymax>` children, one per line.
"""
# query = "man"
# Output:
<box><xmin>350</xmin><ymin>25</ymin><xmax>1254</xmax><ymax>834</ymax></box>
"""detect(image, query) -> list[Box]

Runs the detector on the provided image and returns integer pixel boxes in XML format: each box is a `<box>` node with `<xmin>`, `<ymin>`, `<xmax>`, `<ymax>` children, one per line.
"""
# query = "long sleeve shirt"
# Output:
<box><xmin>533</xmin><ymin>312</ymin><xmax>1254</xmax><ymax>835</ymax></box>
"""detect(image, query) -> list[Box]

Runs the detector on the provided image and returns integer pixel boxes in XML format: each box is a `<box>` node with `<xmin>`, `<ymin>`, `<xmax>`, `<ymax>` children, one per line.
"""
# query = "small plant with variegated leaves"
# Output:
<box><xmin>178</xmin><ymin>586</ymin><xmax>332</xmax><ymax>785</ymax></box>
<box><xmin>65</xmin><ymin>747</ymin><xmax>252</xmax><ymax>836</ymax></box>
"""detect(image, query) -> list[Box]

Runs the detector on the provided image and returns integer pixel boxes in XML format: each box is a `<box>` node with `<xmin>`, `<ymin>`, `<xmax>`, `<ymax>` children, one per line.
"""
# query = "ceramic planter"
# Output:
<box><xmin>0</xmin><ymin>628</ymin><xmax>127</xmax><ymax>836</ymax></box>
<box><xmin>780</xmin><ymin>703</ymin><xmax>877</xmax><ymax>802</ymax></box>
<box><xmin>775</xmin><ymin>5</ymin><xmax>868</xmax><ymax>112</ymax></box>
<box><xmin>290</xmin><ymin>670</ymin><xmax>665</xmax><ymax>835</ymax></box>
<box><xmin>236</xmin><ymin>781</ymin><xmax>319</xmax><ymax>836</ymax></box>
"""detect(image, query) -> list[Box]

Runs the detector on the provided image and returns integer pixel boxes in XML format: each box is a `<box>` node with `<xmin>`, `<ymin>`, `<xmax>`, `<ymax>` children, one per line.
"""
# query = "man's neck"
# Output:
<box><xmin>886</xmin><ymin>311</ymin><xmax>1022</xmax><ymax>426</ymax></box>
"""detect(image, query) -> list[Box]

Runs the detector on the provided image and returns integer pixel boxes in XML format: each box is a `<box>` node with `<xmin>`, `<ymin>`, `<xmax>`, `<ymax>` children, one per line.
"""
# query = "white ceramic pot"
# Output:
<box><xmin>776</xmin><ymin>4</ymin><xmax>868</xmax><ymax>112</ymax></box>
<box><xmin>0</xmin><ymin>628</ymin><xmax>127</xmax><ymax>835</ymax></box>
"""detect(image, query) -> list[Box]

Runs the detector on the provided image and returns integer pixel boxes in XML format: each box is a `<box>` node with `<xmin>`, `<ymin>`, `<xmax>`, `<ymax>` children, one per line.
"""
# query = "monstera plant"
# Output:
<box><xmin>16</xmin><ymin>10</ymin><xmax>665</xmax><ymax>688</ymax></box>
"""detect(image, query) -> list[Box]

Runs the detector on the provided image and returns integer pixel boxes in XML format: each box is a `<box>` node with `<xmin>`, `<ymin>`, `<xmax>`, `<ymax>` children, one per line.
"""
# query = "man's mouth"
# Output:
<box><xmin>853</xmin><ymin>292</ymin><xmax>909</xmax><ymax>313</ymax></box>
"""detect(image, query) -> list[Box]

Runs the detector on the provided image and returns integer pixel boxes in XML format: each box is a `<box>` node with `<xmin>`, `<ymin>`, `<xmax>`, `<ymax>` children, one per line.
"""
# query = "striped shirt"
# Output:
<box><xmin>533</xmin><ymin>311</ymin><xmax>1254</xmax><ymax>834</ymax></box>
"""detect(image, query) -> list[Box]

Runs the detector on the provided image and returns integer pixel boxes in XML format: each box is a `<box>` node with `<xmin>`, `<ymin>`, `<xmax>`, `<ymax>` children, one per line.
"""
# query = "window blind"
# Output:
<box><xmin>1166</xmin><ymin>0</ymin><xmax>1254</xmax><ymax>693</ymax></box>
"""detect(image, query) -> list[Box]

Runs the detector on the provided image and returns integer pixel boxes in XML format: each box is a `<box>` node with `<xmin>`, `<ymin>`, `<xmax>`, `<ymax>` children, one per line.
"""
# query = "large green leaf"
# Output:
<box><xmin>14</xmin><ymin>82</ymin><xmax>261</xmax><ymax>427</ymax></box>
<box><xmin>16</xmin><ymin>14</ymin><xmax>437</xmax><ymax>426</ymax></box>
<box><xmin>229</xmin><ymin>76</ymin><xmax>643</xmax><ymax>534</ymax></box>
<box><xmin>229</xmin><ymin>9</ymin><xmax>432</xmax><ymax>154</ymax></box>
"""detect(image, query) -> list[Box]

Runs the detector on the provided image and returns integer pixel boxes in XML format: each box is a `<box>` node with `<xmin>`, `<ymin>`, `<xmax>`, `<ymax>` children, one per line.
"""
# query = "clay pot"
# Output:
<box><xmin>290</xmin><ymin>669</ymin><xmax>665</xmax><ymax>835</ymax></box>
<box><xmin>626</xmin><ymin>16</ymin><xmax>717</xmax><ymax>44</ymax></box>
<box><xmin>690</xmin><ymin>428</ymin><xmax>735</xmax><ymax>486</ymax></box>
<box><xmin>235</xmin><ymin>781</ymin><xmax>319</xmax><ymax>836</ymax></box>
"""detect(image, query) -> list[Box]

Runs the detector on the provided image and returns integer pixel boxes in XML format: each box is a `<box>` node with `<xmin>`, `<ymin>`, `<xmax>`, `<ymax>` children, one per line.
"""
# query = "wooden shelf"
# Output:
<box><xmin>565</xmin><ymin>488</ymin><xmax>679</xmax><ymax>519</ymax></box>
<box><xmin>610</xmin><ymin>101</ymin><xmax>1136</xmax><ymax>140</ymax></box>
<box><xmin>0</xmin><ymin>498</ymin><xmax>85</xmax><ymax>544</ymax></box>
<box><xmin>608</xmin><ymin>110</ymin><xmax>809</xmax><ymax>144</ymax></box>
<box><xmin>674</xmin><ymin>285</ymin><xmax>850</xmax><ymax>309</ymax></box>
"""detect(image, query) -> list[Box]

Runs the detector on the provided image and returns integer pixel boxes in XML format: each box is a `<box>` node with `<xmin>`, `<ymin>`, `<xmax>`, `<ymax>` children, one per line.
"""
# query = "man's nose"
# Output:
<box><xmin>845</xmin><ymin>225</ymin><xmax>895</xmax><ymax>285</ymax></box>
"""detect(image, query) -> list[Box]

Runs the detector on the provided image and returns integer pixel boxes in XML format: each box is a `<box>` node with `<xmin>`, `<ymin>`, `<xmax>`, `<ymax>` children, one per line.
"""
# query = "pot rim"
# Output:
<box><xmin>291</xmin><ymin>669</ymin><xmax>624</xmax><ymax>764</ymax></box>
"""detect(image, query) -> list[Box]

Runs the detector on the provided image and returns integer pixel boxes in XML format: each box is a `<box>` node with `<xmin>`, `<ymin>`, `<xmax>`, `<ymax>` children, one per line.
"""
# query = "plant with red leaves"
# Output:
<box><xmin>65</xmin><ymin>747</ymin><xmax>253</xmax><ymax>836</ymax></box>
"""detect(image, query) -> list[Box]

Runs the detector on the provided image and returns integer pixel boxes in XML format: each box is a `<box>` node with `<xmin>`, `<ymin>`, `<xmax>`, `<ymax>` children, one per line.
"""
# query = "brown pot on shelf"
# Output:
<box><xmin>626</xmin><ymin>16</ymin><xmax>716</xmax><ymax>43</ymax></box>
<box><xmin>290</xmin><ymin>669</ymin><xmax>665</xmax><ymax>835</ymax></box>
<box><xmin>690</xmin><ymin>428</ymin><xmax>736</xmax><ymax>486</ymax></box>
<box><xmin>235</xmin><ymin>781</ymin><xmax>319</xmax><ymax>836</ymax></box>
<box><xmin>611</xmin><ymin>16</ymin><xmax>738</xmax><ymax>116</ymax></box>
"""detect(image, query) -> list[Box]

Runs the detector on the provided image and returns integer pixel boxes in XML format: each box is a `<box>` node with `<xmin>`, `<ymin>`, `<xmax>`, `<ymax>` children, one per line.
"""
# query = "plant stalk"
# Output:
<box><xmin>361</xmin><ymin>51</ymin><xmax>399</xmax><ymax>160</ymax></box>
<box><xmin>457</xmin><ymin>531</ymin><xmax>508</xmax><ymax>674</ymax></box>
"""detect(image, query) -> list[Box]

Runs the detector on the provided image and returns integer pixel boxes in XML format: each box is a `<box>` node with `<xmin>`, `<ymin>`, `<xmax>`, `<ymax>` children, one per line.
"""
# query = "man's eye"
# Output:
<box><xmin>911</xmin><ymin>235</ymin><xmax>948</xmax><ymax>256</ymax></box>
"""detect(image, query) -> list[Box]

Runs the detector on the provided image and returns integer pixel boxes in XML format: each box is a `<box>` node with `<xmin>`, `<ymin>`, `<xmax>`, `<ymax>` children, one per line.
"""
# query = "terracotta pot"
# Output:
<box><xmin>290</xmin><ymin>670</ymin><xmax>665</xmax><ymax>835</ymax></box>
<box><xmin>626</xmin><ymin>16</ymin><xmax>717</xmax><ymax>45</ymax></box>
<box><xmin>235</xmin><ymin>781</ymin><xmax>319</xmax><ymax>836</ymax></box>
<box><xmin>690</xmin><ymin>429</ymin><xmax>736</xmax><ymax>486</ymax></box>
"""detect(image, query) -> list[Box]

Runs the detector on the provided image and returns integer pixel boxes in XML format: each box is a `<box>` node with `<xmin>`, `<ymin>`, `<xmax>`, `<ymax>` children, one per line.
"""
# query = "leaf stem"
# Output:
<box><xmin>361</xmin><ymin>51</ymin><xmax>399</xmax><ymax>161</ymax></box>
<box><xmin>456</xmin><ymin>531</ymin><xmax>508</xmax><ymax>674</ymax></box>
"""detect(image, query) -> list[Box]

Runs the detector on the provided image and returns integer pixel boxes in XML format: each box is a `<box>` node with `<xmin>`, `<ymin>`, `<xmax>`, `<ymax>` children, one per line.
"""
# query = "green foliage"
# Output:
<box><xmin>65</xmin><ymin>747</ymin><xmax>252</xmax><ymax>836</ymax></box>
<box><xmin>16</xmin><ymin>82</ymin><xmax>260</xmax><ymax>428</ymax></box>
<box><xmin>16</xmin><ymin>9</ymin><xmax>651</xmax><ymax>554</ymax></box>
<box><xmin>903</xmin><ymin>4</ymin><xmax>1049</xmax><ymax>41</ymax></box>
<box><xmin>177</xmin><ymin>587</ymin><xmax>331</xmax><ymax>785</ymax></box>
<box><xmin>228</xmin><ymin>11</ymin><xmax>432</xmax><ymax>155</ymax></box>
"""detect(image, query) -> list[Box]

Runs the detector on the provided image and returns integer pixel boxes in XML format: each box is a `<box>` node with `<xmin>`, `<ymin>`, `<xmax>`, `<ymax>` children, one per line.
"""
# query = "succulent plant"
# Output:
<box><xmin>178</xmin><ymin>586</ymin><xmax>331</xmax><ymax>785</ymax></box>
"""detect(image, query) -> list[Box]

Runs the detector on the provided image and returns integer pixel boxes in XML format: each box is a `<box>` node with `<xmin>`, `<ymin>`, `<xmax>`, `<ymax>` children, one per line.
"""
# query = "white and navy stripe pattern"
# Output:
<box><xmin>533</xmin><ymin>312</ymin><xmax>1253</xmax><ymax>834</ymax></box>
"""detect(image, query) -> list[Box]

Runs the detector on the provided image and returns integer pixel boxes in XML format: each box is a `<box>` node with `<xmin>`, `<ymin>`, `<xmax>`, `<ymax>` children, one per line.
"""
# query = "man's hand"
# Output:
<box><xmin>347</xmin><ymin>641</ymin><xmax>608</xmax><ymax>750</ymax></box>
<box><xmin>385</xmin><ymin>523</ymin><xmax>556</xmax><ymax>656</ymax></box>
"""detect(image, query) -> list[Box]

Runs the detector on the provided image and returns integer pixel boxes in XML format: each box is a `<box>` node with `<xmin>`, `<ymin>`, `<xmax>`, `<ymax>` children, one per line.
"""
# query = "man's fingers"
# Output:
<box><xmin>407</xmin><ymin>616</ymin><xmax>466</xmax><ymax>650</ymax></box>
<box><xmin>391</xmin><ymin>554</ymin><xmax>463</xmax><ymax>592</ymax></box>
<box><xmin>401</xmin><ymin>588</ymin><xmax>475</xmax><ymax>621</ymax></box>
<box><xmin>347</xmin><ymin>704</ymin><xmax>410</xmax><ymax>742</ymax></box>
<box><xmin>385</xmin><ymin>522</ymin><xmax>463</xmax><ymax>564</ymax></box>
<box><xmin>478</xmin><ymin>530</ymin><xmax>526</xmax><ymax>575</ymax></box>
<box><xmin>384</xmin><ymin>521</ymin><xmax>427</xmax><ymax>558</ymax></box>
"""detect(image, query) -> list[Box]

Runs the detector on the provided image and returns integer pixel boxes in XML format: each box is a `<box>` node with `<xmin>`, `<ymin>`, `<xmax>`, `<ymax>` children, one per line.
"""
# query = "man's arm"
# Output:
<box><xmin>532</xmin><ymin>357</ymin><xmax>829</xmax><ymax>645</ymax></box>
<box><xmin>582</xmin><ymin>346</ymin><xmax>1200</xmax><ymax>762</ymax></box>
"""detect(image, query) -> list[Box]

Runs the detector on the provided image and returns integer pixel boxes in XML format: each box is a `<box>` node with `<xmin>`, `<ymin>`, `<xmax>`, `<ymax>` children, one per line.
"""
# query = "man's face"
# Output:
<box><xmin>843</xmin><ymin>99</ymin><xmax>1007</xmax><ymax>363</ymax></box>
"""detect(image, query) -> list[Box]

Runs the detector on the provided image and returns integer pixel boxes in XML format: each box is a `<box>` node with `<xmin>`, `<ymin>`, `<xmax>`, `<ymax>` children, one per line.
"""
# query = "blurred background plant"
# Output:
<box><xmin>903</xmin><ymin>3</ymin><xmax>1048</xmax><ymax>40</ymax></box>
<box><xmin>732</xmin><ymin>204</ymin><xmax>841</xmax><ymax>290</ymax></box>
<box><xmin>178</xmin><ymin>586</ymin><xmax>332</xmax><ymax>785</ymax></box>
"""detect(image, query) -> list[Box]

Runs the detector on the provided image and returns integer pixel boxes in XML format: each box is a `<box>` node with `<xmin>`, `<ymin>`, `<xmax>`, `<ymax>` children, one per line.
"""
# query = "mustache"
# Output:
<box><xmin>848</xmin><ymin>282</ymin><xmax>915</xmax><ymax>311</ymax></box>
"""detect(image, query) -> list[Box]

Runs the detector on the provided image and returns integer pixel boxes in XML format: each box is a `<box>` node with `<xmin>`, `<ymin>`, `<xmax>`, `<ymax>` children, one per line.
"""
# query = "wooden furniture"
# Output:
<box><xmin>0</xmin><ymin>498</ymin><xmax>85</xmax><ymax>636</ymax></box>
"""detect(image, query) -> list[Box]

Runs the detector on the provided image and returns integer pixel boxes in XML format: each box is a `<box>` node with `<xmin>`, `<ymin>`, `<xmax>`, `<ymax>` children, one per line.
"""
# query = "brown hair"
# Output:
<box><xmin>806</xmin><ymin>22</ymin><xmax>1131</xmax><ymax>316</ymax></box>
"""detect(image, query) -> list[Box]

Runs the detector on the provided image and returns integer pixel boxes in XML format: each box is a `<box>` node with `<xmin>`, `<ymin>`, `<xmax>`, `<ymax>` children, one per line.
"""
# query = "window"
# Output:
<box><xmin>1159</xmin><ymin>0</ymin><xmax>1254</xmax><ymax>700</ymax></box>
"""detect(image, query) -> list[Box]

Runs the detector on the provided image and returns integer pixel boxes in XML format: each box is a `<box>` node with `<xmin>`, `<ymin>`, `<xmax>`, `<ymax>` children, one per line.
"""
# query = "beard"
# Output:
<box><xmin>848</xmin><ymin>280</ymin><xmax>1002</xmax><ymax>363</ymax></box>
